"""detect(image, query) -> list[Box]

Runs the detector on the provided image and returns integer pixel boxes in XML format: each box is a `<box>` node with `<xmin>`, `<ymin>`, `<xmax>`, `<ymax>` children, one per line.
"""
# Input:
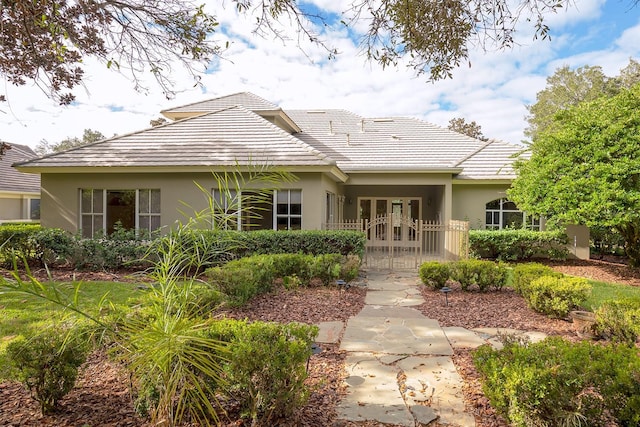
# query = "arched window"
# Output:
<box><xmin>485</xmin><ymin>198</ymin><xmax>540</xmax><ymax>230</ymax></box>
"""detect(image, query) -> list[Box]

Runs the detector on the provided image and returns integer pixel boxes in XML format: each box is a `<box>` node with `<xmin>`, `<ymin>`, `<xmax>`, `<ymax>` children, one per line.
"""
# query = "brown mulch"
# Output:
<box><xmin>1</xmin><ymin>259</ymin><xmax>639</xmax><ymax>427</ymax></box>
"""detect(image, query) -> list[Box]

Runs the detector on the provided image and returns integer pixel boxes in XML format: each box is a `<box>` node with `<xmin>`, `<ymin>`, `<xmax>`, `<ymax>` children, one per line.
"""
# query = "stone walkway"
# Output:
<box><xmin>315</xmin><ymin>270</ymin><xmax>548</xmax><ymax>427</ymax></box>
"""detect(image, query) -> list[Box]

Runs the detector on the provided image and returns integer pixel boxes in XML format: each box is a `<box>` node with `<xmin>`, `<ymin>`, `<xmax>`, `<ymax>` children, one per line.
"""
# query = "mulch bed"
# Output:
<box><xmin>1</xmin><ymin>258</ymin><xmax>639</xmax><ymax>426</ymax></box>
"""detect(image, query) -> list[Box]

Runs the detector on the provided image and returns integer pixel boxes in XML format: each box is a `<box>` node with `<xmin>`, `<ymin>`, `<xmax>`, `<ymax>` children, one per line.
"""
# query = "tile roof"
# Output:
<box><xmin>16</xmin><ymin>92</ymin><xmax>526</xmax><ymax>179</ymax></box>
<box><xmin>284</xmin><ymin>110</ymin><xmax>505</xmax><ymax>172</ymax></box>
<box><xmin>1</xmin><ymin>144</ymin><xmax>40</xmax><ymax>193</ymax></box>
<box><xmin>15</xmin><ymin>106</ymin><xmax>334</xmax><ymax>169</ymax></box>
<box><xmin>161</xmin><ymin>92</ymin><xmax>278</xmax><ymax>115</ymax></box>
<box><xmin>453</xmin><ymin>139</ymin><xmax>528</xmax><ymax>180</ymax></box>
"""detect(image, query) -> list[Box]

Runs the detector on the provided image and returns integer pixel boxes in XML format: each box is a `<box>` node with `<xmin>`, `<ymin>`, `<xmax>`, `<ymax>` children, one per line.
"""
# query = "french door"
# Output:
<box><xmin>358</xmin><ymin>197</ymin><xmax>421</xmax><ymax>245</ymax></box>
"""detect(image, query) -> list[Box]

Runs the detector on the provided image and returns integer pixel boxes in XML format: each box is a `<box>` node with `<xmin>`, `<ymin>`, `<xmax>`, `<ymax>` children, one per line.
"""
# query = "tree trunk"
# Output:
<box><xmin>616</xmin><ymin>223</ymin><xmax>640</xmax><ymax>267</ymax></box>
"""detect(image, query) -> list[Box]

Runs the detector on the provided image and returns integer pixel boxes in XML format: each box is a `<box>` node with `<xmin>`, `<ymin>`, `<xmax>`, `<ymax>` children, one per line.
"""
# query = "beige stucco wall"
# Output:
<box><xmin>0</xmin><ymin>192</ymin><xmax>39</xmax><ymax>222</ymax></box>
<box><xmin>40</xmin><ymin>171</ymin><xmax>338</xmax><ymax>233</ymax></box>
<box><xmin>452</xmin><ymin>182</ymin><xmax>512</xmax><ymax>228</ymax></box>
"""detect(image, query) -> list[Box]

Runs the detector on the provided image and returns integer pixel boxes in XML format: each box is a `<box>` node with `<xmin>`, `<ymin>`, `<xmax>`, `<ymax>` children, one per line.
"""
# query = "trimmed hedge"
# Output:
<box><xmin>418</xmin><ymin>260</ymin><xmax>507</xmax><ymax>291</ymax></box>
<box><xmin>473</xmin><ymin>337</ymin><xmax>640</xmax><ymax>426</ymax></box>
<box><xmin>525</xmin><ymin>276</ymin><xmax>591</xmax><ymax>318</ymax></box>
<box><xmin>469</xmin><ymin>229</ymin><xmax>568</xmax><ymax>261</ymax></box>
<box><xmin>206</xmin><ymin>253</ymin><xmax>360</xmax><ymax>306</ymax></box>
<box><xmin>0</xmin><ymin>226</ymin><xmax>366</xmax><ymax>271</ymax></box>
<box><xmin>511</xmin><ymin>262</ymin><xmax>563</xmax><ymax>295</ymax></box>
<box><xmin>0</xmin><ymin>224</ymin><xmax>42</xmax><ymax>265</ymax></box>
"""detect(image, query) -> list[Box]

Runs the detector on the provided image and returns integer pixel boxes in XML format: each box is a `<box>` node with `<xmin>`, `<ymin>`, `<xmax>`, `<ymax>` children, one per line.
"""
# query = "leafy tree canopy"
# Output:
<box><xmin>509</xmin><ymin>84</ymin><xmax>640</xmax><ymax>265</ymax></box>
<box><xmin>35</xmin><ymin>128</ymin><xmax>106</xmax><ymax>155</ymax></box>
<box><xmin>447</xmin><ymin>117</ymin><xmax>488</xmax><ymax>141</ymax></box>
<box><xmin>525</xmin><ymin>59</ymin><xmax>640</xmax><ymax>141</ymax></box>
<box><xmin>0</xmin><ymin>0</ymin><xmax>600</xmax><ymax>105</ymax></box>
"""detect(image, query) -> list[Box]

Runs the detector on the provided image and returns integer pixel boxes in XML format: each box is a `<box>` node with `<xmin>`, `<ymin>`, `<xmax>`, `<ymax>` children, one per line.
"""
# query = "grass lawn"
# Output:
<box><xmin>0</xmin><ymin>279</ymin><xmax>147</xmax><ymax>378</ymax></box>
<box><xmin>582</xmin><ymin>279</ymin><xmax>640</xmax><ymax>311</ymax></box>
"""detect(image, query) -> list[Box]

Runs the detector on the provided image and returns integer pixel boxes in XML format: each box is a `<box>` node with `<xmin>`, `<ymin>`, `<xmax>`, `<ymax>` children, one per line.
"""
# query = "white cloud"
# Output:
<box><xmin>0</xmin><ymin>0</ymin><xmax>636</xmax><ymax>151</ymax></box>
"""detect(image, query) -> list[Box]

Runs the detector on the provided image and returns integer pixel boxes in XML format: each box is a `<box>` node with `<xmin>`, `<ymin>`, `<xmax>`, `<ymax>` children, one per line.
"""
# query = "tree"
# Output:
<box><xmin>35</xmin><ymin>128</ymin><xmax>105</xmax><ymax>155</ymax></box>
<box><xmin>448</xmin><ymin>117</ymin><xmax>488</xmax><ymax>141</ymax></box>
<box><xmin>525</xmin><ymin>60</ymin><xmax>640</xmax><ymax>141</ymax></box>
<box><xmin>1</xmin><ymin>0</ymin><xmax>219</xmax><ymax>105</ymax></box>
<box><xmin>0</xmin><ymin>141</ymin><xmax>9</xmax><ymax>157</ymax></box>
<box><xmin>509</xmin><ymin>84</ymin><xmax>640</xmax><ymax>266</ymax></box>
<box><xmin>1</xmin><ymin>0</ymin><xmax>598</xmax><ymax>105</ymax></box>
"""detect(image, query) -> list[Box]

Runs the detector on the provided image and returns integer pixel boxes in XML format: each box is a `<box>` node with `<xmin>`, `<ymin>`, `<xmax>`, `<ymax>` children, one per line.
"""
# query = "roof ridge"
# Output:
<box><xmin>451</xmin><ymin>139</ymin><xmax>495</xmax><ymax>167</ymax></box>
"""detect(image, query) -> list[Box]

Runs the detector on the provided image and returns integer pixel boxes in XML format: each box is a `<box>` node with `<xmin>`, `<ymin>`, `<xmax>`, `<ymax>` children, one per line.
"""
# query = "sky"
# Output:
<box><xmin>1</xmin><ymin>0</ymin><xmax>639</xmax><ymax>150</ymax></box>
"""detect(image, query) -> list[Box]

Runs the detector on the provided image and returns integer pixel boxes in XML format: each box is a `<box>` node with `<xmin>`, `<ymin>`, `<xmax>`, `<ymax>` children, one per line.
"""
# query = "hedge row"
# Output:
<box><xmin>469</xmin><ymin>229</ymin><xmax>568</xmax><ymax>261</ymax></box>
<box><xmin>206</xmin><ymin>253</ymin><xmax>360</xmax><ymax>306</ymax></box>
<box><xmin>419</xmin><ymin>259</ymin><xmax>508</xmax><ymax>291</ymax></box>
<box><xmin>0</xmin><ymin>225</ymin><xmax>366</xmax><ymax>271</ymax></box>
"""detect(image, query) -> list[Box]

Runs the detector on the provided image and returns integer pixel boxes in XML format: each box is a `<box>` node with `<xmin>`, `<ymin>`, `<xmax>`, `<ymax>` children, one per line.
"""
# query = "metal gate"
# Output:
<box><xmin>325</xmin><ymin>217</ymin><xmax>469</xmax><ymax>270</ymax></box>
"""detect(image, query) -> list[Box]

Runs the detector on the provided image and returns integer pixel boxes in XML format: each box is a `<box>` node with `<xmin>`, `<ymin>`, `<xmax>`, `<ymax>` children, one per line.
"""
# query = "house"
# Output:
<box><xmin>13</xmin><ymin>92</ymin><xmax>589</xmax><ymax>259</ymax></box>
<box><xmin>1</xmin><ymin>143</ymin><xmax>40</xmax><ymax>223</ymax></box>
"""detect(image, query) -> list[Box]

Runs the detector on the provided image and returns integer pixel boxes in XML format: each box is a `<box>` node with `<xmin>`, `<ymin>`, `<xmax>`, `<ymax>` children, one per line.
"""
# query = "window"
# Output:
<box><xmin>212</xmin><ymin>189</ymin><xmax>240</xmax><ymax>230</ymax></box>
<box><xmin>29</xmin><ymin>199</ymin><xmax>40</xmax><ymax>220</ymax></box>
<box><xmin>80</xmin><ymin>189</ymin><xmax>160</xmax><ymax>238</ymax></box>
<box><xmin>276</xmin><ymin>189</ymin><xmax>302</xmax><ymax>230</ymax></box>
<box><xmin>138</xmin><ymin>189</ymin><xmax>161</xmax><ymax>234</ymax></box>
<box><xmin>485</xmin><ymin>198</ymin><xmax>540</xmax><ymax>230</ymax></box>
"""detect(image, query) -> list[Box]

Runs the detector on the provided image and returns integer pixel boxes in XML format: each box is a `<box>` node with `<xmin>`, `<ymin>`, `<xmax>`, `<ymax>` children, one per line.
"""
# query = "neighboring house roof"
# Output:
<box><xmin>15</xmin><ymin>92</ymin><xmax>525</xmax><ymax>180</ymax></box>
<box><xmin>15</xmin><ymin>106</ymin><xmax>335</xmax><ymax>170</ymax></box>
<box><xmin>1</xmin><ymin>143</ymin><xmax>40</xmax><ymax>193</ymax></box>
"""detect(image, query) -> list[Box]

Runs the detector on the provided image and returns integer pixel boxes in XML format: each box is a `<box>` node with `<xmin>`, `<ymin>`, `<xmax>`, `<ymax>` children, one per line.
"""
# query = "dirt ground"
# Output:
<box><xmin>1</xmin><ymin>258</ymin><xmax>638</xmax><ymax>427</ymax></box>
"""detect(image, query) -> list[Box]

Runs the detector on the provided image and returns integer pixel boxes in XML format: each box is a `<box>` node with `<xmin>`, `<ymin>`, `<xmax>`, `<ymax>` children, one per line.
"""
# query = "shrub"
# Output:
<box><xmin>525</xmin><ymin>276</ymin><xmax>591</xmax><ymax>318</ymax></box>
<box><xmin>207</xmin><ymin>319</ymin><xmax>317</xmax><ymax>424</ymax></box>
<box><xmin>473</xmin><ymin>337</ymin><xmax>640</xmax><ymax>426</ymax></box>
<box><xmin>593</xmin><ymin>298</ymin><xmax>640</xmax><ymax>345</ymax></box>
<box><xmin>206</xmin><ymin>253</ymin><xmax>358</xmax><ymax>305</ymax></box>
<box><xmin>449</xmin><ymin>259</ymin><xmax>508</xmax><ymax>291</ymax></box>
<box><xmin>469</xmin><ymin>229</ymin><xmax>568</xmax><ymax>261</ymax></box>
<box><xmin>31</xmin><ymin>228</ymin><xmax>75</xmax><ymax>266</ymax></box>
<box><xmin>6</xmin><ymin>326</ymin><xmax>89</xmax><ymax>414</ymax></box>
<box><xmin>0</xmin><ymin>223</ymin><xmax>41</xmax><ymax>266</ymax></box>
<box><xmin>419</xmin><ymin>261</ymin><xmax>450</xmax><ymax>289</ymax></box>
<box><xmin>511</xmin><ymin>262</ymin><xmax>563</xmax><ymax>295</ymax></box>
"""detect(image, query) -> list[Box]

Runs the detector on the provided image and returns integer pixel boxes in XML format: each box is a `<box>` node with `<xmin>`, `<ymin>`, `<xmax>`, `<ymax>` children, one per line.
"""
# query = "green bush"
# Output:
<box><xmin>469</xmin><ymin>229</ymin><xmax>568</xmax><ymax>261</ymax></box>
<box><xmin>511</xmin><ymin>262</ymin><xmax>563</xmax><ymax>295</ymax></box>
<box><xmin>206</xmin><ymin>253</ymin><xmax>359</xmax><ymax>305</ymax></box>
<box><xmin>207</xmin><ymin>319</ymin><xmax>317</xmax><ymax>424</ymax></box>
<box><xmin>449</xmin><ymin>259</ymin><xmax>508</xmax><ymax>291</ymax></box>
<box><xmin>31</xmin><ymin>228</ymin><xmax>75</xmax><ymax>266</ymax></box>
<box><xmin>419</xmin><ymin>261</ymin><xmax>451</xmax><ymax>289</ymax></box>
<box><xmin>6</xmin><ymin>326</ymin><xmax>89</xmax><ymax>414</ymax></box>
<box><xmin>0</xmin><ymin>223</ymin><xmax>41</xmax><ymax>266</ymax></box>
<box><xmin>525</xmin><ymin>276</ymin><xmax>591</xmax><ymax>318</ymax></box>
<box><xmin>593</xmin><ymin>298</ymin><xmax>640</xmax><ymax>345</ymax></box>
<box><xmin>473</xmin><ymin>337</ymin><xmax>640</xmax><ymax>426</ymax></box>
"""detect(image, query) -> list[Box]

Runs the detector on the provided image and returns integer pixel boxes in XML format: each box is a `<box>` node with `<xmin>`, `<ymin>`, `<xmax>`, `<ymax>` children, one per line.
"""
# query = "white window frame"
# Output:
<box><xmin>485</xmin><ymin>198</ymin><xmax>540</xmax><ymax>230</ymax></box>
<box><xmin>326</xmin><ymin>192</ymin><xmax>336</xmax><ymax>225</ymax></box>
<box><xmin>275</xmin><ymin>189</ymin><xmax>302</xmax><ymax>230</ymax></box>
<box><xmin>79</xmin><ymin>189</ymin><xmax>161</xmax><ymax>237</ymax></box>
